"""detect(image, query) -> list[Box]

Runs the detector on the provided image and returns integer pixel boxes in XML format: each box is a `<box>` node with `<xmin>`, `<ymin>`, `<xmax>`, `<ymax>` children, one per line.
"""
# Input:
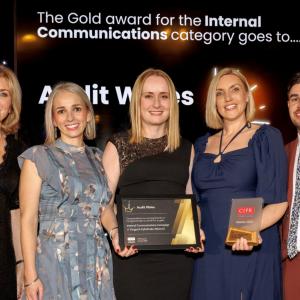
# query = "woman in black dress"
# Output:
<box><xmin>102</xmin><ymin>68</ymin><xmax>204</xmax><ymax>300</ymax></box>
<box><xmin>0</xmin><ymin>64</ymin><xmax>24</xmax><ymax>299</ymax></box>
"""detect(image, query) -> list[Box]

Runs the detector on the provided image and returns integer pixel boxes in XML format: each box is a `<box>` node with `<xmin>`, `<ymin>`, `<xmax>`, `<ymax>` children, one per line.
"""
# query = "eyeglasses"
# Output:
<box><xmin>288</xmin><ymin>96</ymin><xmax>300</xmax><ymax>105</ymax></box>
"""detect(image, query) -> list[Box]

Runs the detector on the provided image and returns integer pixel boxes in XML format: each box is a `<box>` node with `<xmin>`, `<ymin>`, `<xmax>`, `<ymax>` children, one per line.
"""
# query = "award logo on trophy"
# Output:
<box><xmin>123</xmin><ymin>200</ymin><xmax>134</xmax><ymax>213</ymax></box>
<box><xmin>225</xmin><ymin>197</ymin><xmax>263</xmax><ymax>246</ymax></box>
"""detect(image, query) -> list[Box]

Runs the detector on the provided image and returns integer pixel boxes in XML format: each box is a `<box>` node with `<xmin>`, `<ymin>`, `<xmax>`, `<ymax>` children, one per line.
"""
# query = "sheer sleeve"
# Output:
<box><xmin>108</xmin><ymin>131</ymin><xmax>168</xmax><ymax>173</ymax></box>
<box><xmin>194</xmin><ymin>133</ymin><xmax>210</xmax><ymax>161</ymax></box>
<box><xmin>250</xmin><ymin>125</ymin><xmax>288</xmax><ymax>204</ymax></box>
<box><xmin>18</xmin><ymin>145</ymin><xmax>49</xmax><ymax>181</ymax></box>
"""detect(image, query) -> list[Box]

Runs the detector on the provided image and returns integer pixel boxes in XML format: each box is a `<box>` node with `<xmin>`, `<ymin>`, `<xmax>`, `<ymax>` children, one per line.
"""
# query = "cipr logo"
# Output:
<box><xmin>237</xmin><ymin>207</ymin><xmax>255</xmax><ymax>216</ymax></box>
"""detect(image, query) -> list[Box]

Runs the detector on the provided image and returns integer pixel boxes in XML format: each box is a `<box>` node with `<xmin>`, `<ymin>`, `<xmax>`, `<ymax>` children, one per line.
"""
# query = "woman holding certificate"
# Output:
<box><xmin>191</xmin><ymin>67</ymin><xmax>288</xmax><ymax>300</ymax></box>
<box><xmin>102</xmin><ymin>68</ymin><xmax>202</xmax><ymax>300</ymax></box>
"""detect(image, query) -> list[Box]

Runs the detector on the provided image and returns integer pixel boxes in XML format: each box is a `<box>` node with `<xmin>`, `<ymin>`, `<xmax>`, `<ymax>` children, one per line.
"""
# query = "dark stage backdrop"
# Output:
<box><xmin>12</xmin><ymin>2</ymin><xmax>300</xmax><ymax>148</ymax></box>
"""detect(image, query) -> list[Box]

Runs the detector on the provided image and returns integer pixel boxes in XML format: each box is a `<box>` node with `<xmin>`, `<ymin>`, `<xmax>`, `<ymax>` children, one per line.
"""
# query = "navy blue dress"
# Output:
<box><xmin>191</xmin><ymin>125</ymin><xmax>287</xmax><ymax>300</ymax></box>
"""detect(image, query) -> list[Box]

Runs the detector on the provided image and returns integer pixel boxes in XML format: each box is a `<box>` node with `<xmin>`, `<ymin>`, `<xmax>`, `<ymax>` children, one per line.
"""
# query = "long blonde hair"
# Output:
<box><xmin>129</xmin><ymin>68</ymin><xmax>180</xmax><ymax>151</ymax></box>
<box><xmin>44</xmin><ymin>82</ymin><xmax>96</xmax><ymax>145</ymax></box>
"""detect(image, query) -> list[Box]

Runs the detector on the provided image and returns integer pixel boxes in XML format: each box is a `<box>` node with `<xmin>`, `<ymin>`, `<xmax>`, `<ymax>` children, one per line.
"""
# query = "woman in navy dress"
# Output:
<box><xmin>191</xmin><ymin>67</ymin><xmax>288</xmax><ymax>300</ymax></box>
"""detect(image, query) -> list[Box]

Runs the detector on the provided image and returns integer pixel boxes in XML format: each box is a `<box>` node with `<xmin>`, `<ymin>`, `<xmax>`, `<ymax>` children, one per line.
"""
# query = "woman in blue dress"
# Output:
<box><xmin>19</xmin><ymin>82</ymin><xmax>119</xmax><ymax>299</ymax></box>
<box><xmin>191</xmin><ymin>68</ymin><xmax>288</xmax><ymax>300</ymax></box>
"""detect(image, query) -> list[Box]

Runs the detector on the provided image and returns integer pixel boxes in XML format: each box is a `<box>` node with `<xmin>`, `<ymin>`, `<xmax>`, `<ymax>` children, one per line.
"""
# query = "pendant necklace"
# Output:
<box><xmin>213</xmin><ymin>122</ymin><xmax>250</xmax><ymax>163</ymax></box>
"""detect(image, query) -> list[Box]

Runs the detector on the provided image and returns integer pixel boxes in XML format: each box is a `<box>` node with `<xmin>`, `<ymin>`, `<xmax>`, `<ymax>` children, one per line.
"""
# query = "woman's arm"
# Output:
<box><xmin>185</xmin><ymin>145</ymin><xmax>194</xmax><ymax>194</ymax></box>
<box><xmin>102</xmin><ymin>141</ymin><xmax>120</xmax><ymax>202</ymax></box>
<box><xmin>101</xmin><ymin>142</ymin><xmax>137</xmax><ymax>257</ymax></box>
<box><xmin>232</xmin><ymin>202</ymin><xmax>288</xmax><ymax>251</ymax></box>
<box><xmin>260</xmin><ymin>202</ymin><xmax>288</xmax><ymax>230</ymax></box>
<box><xmin>19</xmin><ymin>159</ymin><xmax>43</xmax><ymax>299</ymax></box>
<box><xmin>11</xmin><ymin>209</ymin><xmax>22</xmax><ymax>261</ymax></box>
<box><xmin>185</xmin><ymin>145</ymin><xmax>205</xmax><ymax>253</ymax></box>
<box><xmin>233</xmin><ymin>127</ymin><xmax>288</xmax><ymax>252</ymax></box>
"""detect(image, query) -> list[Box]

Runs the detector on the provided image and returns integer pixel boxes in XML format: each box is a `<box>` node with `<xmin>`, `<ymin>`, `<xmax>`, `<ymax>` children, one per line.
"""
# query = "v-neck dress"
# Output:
<box><xmin>18</xmin><ymin>139</ymin><xmax>115</xmax><ymax>300</ymax></box>
<box><xmin>191</xmin><ymin>125</ymin><xmax>287</xmax><ymax>300</ymax></box>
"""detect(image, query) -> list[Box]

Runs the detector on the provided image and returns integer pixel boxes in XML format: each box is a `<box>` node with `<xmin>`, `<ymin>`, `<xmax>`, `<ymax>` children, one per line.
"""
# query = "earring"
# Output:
<box><xmin>54</xmin><ymin>127</ymin><xmax>57</xmax><ymax>139</ymax></box>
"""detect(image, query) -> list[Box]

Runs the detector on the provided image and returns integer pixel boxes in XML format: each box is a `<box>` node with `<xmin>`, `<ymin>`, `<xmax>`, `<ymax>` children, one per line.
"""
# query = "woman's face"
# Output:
<box><xmin>52</xmin><ymin>91</ymin><xmax>91</xmax><ymax>145</ymax></box>
<box><xmin>0</xmin><ymin>77</ymin><xmax>12</xmax><ymax>124</ymax></box>
<box><xmin>215</xmin><ymin>74</ymin><xmax>248</xmax><ymax>122</ymax></box>
<box><xmin>140</xmin><ymin>75</ymin><xmax>171</xmax><ymax>129</ymax></box>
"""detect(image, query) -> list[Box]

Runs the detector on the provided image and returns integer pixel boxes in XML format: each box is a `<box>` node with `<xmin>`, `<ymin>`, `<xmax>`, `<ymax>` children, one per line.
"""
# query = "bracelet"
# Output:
<box><xmin>24</xmin><ymin>276</ymin><xmax>39</xmax><ymax>288</ymax></box>
<box><xmin>109</xmin><ymin>226</ymin><xmax>119</xmax><ymax>240</ymax></box>
<box><xmin>16</xmin><ymin>259</ymin><xmax>24</xmax><ymax>265</ymax></box>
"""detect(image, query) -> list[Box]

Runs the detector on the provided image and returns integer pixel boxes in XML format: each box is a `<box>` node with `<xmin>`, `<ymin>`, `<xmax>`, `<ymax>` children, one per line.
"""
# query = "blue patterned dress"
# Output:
<box><xmin>18</xmin><ymin>139</ymin><xmax>115</xmax><ymax>300</ymax></box>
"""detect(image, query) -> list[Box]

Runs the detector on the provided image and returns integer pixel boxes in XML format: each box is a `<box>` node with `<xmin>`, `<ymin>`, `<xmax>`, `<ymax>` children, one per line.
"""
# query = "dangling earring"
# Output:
<box><xmin>54</xmin><ymin>127</ymin><xmax>57</xmax><ymax>139</ymax></box>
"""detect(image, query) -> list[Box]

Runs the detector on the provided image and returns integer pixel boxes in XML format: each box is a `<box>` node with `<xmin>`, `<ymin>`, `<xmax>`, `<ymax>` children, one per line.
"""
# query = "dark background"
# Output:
<box><xmin>1</xmin><ymin>1</ymin><xmax>299</xmax><ymax>148</ymax></box>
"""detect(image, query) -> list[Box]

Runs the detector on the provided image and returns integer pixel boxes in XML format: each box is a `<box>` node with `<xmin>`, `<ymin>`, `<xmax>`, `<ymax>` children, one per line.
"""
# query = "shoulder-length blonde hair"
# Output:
<box><xmin>129</xmin><ymin>68</ymin><xmax>180</xmax><ymax>151</ymax></box>
<box><xmin>0</xmin><ymin>65</ymin><xmax>22</xmax><ymax>134</ymax></box>
<box><xmin>206</xmin><ymin>67</ymin><xmax>256</xmax><ymax>129</ymax></box>
<box><xmin>44</xmin><ymin>82</ymin><xmax>96</xmax><ymax>145</ymax></box>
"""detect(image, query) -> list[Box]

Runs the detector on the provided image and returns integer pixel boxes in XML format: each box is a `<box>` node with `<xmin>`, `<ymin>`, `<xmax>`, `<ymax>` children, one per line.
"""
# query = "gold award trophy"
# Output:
<box><xmin>225</xmin><ymin>197</ymin><xmax>263</xmax><ymax>246</ymax></box>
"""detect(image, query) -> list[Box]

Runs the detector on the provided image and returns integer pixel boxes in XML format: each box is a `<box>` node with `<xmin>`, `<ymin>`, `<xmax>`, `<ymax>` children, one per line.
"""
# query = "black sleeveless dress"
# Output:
<box><xmin>0</xmin><ymin>135</ymin><xmax>25</xmax><ymax>300</ymax></box>
<box><xmin>110</xmin><ymin>132</ymin><xmax>194</xmax><ymax>300</ymax></box>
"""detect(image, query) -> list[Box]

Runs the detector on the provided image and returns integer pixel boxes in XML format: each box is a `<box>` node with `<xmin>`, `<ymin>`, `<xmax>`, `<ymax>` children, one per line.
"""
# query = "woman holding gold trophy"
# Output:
<box><xmin>191</xmin><ymin>68</ymin><xmax>288</xmax><ymax>300</ymax></box>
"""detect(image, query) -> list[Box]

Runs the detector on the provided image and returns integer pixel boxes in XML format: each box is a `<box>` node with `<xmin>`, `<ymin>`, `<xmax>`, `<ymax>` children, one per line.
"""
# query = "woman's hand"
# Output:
<box><xmin>16</xmin><ymin>263</ymin><xmax>24</xmax><ymax>299</ymax></box>
<box><xmin>24</xmin><ymin>277</ymin><xmax>43</xmax><ymax>300</ymax></box>
<box><xmin>185</xmin><ymin>228</ymin><xmax>206</xmax><ymax>253</ymax></box>
<box><xmin>232</xmin><ymin>234</ymin><xmax>263</xmax><ymax>251</ymax></box>
<box><xmin>111</xmin><ymin>228</ymin><xmax>138</xmax><ymax>257</ymax></box>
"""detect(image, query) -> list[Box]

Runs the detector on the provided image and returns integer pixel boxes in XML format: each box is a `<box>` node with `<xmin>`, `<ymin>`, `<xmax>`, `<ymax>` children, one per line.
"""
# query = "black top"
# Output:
<box><xmin>110</xmin><ymin>132</ymin><xmax>191</xmax><ymax>194</ymax></box>
<box><xmin>0</xmin><ymin>134</ymin><xmax>26</xmax><ymax>297</ymax></box>
<box><xmin>109</xmin><ymin>132</ymin><xmax>194</xmax><ymax>300</ymax></box>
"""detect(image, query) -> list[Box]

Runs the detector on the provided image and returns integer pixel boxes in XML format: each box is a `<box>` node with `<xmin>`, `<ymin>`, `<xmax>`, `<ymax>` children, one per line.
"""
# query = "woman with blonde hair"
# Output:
<box><xmin>19</xmin><ymin>82</ymin><xmax>118</xmax><ymax>299</ymax></box>
<box><xmin>0</xmin><ymin>64</ymin><xmax>25</xmax><ymax>299</ymax></box>
<box><xmin>102</xmin><ymin>68</ymin><xmax>203</xmax><ymax>300</ymax></box>
<box><xmin>191</xmin><ymin>67</ymin><xmax>287</xmax><ymax>299</ymax></box>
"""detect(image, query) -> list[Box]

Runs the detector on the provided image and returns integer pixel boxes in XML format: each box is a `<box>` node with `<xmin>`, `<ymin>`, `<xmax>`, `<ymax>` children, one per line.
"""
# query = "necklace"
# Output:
<box><xmin>213</xmin><ymin>122</ymin><xmax>250</xmax><ymax>163</ymax></box>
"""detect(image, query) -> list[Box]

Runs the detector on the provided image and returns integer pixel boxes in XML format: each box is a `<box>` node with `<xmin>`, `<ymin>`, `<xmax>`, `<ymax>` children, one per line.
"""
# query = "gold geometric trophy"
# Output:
<box><xmin>225</xmin><ymin>197</ymin><xmax>263</xmax><ymax>246</ymax></box>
